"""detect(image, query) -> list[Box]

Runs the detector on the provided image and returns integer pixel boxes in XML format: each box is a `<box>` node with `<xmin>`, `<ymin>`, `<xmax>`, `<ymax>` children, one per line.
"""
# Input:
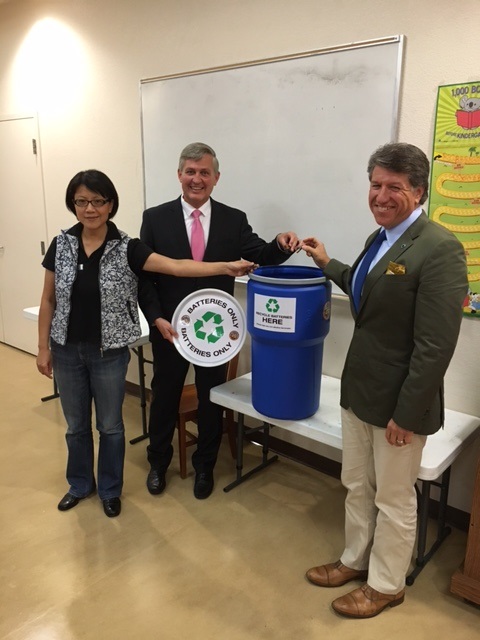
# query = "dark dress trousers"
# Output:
<box><xmin>140</xmin><ymin>196</ymin><xmax>290</xmax><ymax>473</ymax></box>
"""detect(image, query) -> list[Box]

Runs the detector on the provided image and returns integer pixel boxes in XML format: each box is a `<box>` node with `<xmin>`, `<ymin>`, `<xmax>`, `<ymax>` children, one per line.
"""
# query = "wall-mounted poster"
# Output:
<box><xmin>429</xmin><ymin>81</ymin><xmax>480</xmax><ymax>317</ymax></box>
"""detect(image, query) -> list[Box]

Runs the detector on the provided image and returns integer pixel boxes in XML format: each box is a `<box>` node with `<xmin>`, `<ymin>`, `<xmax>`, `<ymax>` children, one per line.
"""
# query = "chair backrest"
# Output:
<box><xmin>226</xmin><ymin>353</ymin><xmax>240</xmax><ymax>382</ymax></box>
<box><xmin>176</xmin><ymin>351</ymin><xmax>241</xmax><ymax>478</ymax></box>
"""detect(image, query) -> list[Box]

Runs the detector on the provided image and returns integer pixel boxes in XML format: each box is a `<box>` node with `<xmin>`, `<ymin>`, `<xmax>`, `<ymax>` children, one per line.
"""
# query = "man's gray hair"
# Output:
<box><xmin>367</xmin><ymin>142</ymin><xmax>430</xmax><ymax>205</ymax></box>
<box><xmin>178</xmin><ymin>142</ymin><xmax>219</xmax><ymax>173</ymax></box>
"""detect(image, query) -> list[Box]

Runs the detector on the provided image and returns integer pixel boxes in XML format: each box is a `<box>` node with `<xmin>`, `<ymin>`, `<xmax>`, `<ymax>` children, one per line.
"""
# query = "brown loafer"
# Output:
<box><xmin>306</xmin><ymin>560</ymin><xmax>368</xmax><ymax>587</ymax></box>
<box><xmin>332</xmin><ymin>583</ymin><xmax>405</xmax><ymax>618</ymax></box>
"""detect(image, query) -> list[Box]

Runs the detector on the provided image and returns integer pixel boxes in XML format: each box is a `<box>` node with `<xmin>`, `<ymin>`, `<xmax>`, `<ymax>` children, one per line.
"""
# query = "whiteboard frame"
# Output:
<box><xmin>141</xmin><ymin>35</ymin><xmax>403</xmax><ymax>88</ymax></box>
<box><xmin>139</xmin><ymin>35</ymin><xmax>404</xmax><ymax>290</ymax></box>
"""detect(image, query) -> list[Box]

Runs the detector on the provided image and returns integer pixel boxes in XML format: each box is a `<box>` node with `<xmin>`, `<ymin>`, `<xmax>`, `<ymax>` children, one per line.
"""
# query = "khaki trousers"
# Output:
<box><xmin>340</xmin><ymin>408</ymin><xmax>427</xmax><ymax>593</ymax></box>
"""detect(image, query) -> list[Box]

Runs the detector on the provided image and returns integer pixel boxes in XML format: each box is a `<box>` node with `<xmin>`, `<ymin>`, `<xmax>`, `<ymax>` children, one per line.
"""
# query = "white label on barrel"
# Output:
<box><xmin>253</xmin><ymin>293</ymin><xmax>296</xmax><ymax>332</ymax></box>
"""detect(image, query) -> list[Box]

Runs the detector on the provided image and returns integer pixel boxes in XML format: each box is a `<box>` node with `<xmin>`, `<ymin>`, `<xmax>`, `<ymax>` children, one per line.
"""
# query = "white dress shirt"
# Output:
<box><xmin>181</xmin><ymin>196</ymin><xmax>211</xmax><ymax>246</ymax></box>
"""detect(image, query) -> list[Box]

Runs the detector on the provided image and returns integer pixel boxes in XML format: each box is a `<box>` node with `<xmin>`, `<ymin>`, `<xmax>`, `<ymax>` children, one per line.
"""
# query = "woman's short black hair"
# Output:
<box><xmin>65</xmin><ymin>169</ymin><xmax>119</xmax><ymax>218</ymax></box>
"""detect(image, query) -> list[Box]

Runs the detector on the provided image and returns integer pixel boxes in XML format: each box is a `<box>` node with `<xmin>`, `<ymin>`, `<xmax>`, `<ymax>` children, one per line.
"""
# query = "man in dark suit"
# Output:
<box><xmin>302</xmin><ymin>142</ymin><xmax>467</xmax><ymax>618</ymax></box>
<box><xmin>140</xmin><ymin>142</ymin><xmax>299</xmax><ymax>499</ymax></box>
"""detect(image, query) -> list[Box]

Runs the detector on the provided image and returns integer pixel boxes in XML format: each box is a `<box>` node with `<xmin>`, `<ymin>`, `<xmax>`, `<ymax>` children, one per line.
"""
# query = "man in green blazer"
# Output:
<box><xmin>302</xmin><ymin>142</ymin><xmax>467</xmax><ymax>618</ymax></box>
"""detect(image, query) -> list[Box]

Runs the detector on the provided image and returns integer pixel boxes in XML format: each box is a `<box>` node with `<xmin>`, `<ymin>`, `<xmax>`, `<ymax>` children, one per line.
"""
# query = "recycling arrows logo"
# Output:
<box><xmin>266</xmin><ymin>298</ymin><xmax>280</xmax><ymax>313</ymax></box>
<box><xmin>175</xmin><ymin>290</ymin><xmax>247</xmax><ymax>367</ymax></box>
<box><xmin>194</xmin><ymin>311</ymin><xmax>224</xmax><ymax>343</ymax></box>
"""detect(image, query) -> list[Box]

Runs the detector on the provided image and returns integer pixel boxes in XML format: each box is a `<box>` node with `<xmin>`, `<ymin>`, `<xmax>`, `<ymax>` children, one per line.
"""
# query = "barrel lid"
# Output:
<box><xmin>249</xmin><ymin>265</ymin><xmax>327</xmax><ymax>286</ymax></box>
<box><xmin>171</xmin><ymin>288</ymin><xmax>246</xmax><ymax>367</ymax></box>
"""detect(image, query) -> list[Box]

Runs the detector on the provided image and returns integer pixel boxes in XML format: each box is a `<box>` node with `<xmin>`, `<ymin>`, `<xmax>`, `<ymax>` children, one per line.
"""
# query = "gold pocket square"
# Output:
<box><xmin>385</xmin><ymin>261</ymin><xmax>406</xmax><ymax>275</ymax></box>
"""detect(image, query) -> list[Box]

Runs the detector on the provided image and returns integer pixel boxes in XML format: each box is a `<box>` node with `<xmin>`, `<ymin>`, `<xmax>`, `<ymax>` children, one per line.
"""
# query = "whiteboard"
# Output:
<box><xmin>140</xmin><ymin>36</ymin><xmax>403</xmax><ymax>273</ymax></box>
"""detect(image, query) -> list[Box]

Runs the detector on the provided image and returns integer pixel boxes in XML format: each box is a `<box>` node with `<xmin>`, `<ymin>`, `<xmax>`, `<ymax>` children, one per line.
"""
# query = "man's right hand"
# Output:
<box><xmin>301</xmin><ymin>237</ymin><xmax>331</xmax><ymax>269</ymax></box>
<box><xmin>154</xmin><ymin>318</ymin><xmax>178</xmax><ymax>343</ymax></box>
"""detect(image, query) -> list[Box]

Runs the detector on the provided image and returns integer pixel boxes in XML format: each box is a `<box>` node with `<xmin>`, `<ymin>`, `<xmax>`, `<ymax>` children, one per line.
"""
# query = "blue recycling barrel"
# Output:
<box><xmin>247</xmin><ymin>265</ymin><xmax>331</xmax><ymax>419</ymax></box>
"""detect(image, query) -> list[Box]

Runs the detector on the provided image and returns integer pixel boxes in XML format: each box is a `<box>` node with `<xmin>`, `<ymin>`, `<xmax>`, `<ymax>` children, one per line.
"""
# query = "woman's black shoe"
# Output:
<box><xmin>58</xmin><ymin>487</ymin><xmax>95</xmax><ymax>511</ymax></box>
<box><xmin>103</xmin><ymin>497</ymin><xmax>121</xmax><ymax>517</ymax></box>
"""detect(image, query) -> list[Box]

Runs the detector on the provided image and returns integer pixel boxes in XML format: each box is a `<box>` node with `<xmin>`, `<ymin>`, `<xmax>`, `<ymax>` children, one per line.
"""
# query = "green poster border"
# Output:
<box><xmin>429</xmin><ymin>81</ymin><xmax>480</xmax><ymax>316</ymax></box>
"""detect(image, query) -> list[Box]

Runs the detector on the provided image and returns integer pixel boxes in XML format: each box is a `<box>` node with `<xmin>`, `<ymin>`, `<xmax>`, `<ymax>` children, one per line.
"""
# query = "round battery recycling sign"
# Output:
<box><xmin>171</xmin><ymin>289</ymin><xmax>246</xmax><ymax>367</ymax></box>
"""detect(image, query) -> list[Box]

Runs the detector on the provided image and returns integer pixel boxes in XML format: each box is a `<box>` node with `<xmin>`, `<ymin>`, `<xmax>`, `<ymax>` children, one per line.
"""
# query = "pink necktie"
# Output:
<box><xmin>190</xmin><ymin>209</ymin><xmax>205</xmax><ymax>261</ymax></box>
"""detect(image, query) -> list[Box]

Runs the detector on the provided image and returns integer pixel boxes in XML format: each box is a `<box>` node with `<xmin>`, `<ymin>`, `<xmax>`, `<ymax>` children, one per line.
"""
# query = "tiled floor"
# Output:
<box><xmin>1</xmin><ymin>343</ymin><xmax>479</xmax><ymax>639</ymax></box>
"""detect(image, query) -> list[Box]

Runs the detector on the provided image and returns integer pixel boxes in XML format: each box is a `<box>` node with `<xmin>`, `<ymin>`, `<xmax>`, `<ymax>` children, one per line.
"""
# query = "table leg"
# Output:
<box><xmin>129</xmin><ymin>345</ymin><xmax>150</xmax><ymax>445</ymax></box>
<box><xmin>406</xmin><ymin>468</ymin><xmax>452</xmax><ymax>585</ymax></box>
<box><xmin>224</xmin><ymin>415</ymin><xmax>278</xmax><ymax>492</ymax></box>
<box><xmin>224</xmin><ymin>413</ymin><xmax>245</xmax><ymax>491</ymax></box>
<box><xmin>41</xmin><ymin>376</ymin><xmax>59</xmax><ymax>402</ymax></box>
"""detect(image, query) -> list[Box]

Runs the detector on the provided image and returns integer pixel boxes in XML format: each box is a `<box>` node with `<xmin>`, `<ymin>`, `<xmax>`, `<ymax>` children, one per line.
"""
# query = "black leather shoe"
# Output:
<box><xmin>58</xmin><ymin>493</ymin><xmax>81</xmax><ymax>511</ymax></box>
<box><xmin>194</xmin><ymin>472</ymin><xmax>214</xmax><ymax>499</ymax></box>
<box><xmin>103</xmin><ymin>497</ymin><xmax>121</xmax><ymax>517</ymax></box>
<box><xmin>147</xmin><ymin>469</ymin><xmax>166</xmax><ymax>495</ymax></box>
<box><xmin>58</xmin><ymin>488</ymin><xmax>95</xmax><ymax>512</ymax></box>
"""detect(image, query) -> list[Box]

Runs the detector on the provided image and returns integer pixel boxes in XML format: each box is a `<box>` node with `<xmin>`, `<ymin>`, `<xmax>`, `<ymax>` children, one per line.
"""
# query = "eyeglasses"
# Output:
<box><xmin>74</xmin><ymin>198</ymin><xmax>111</xmax><ymax>208</ymax></box>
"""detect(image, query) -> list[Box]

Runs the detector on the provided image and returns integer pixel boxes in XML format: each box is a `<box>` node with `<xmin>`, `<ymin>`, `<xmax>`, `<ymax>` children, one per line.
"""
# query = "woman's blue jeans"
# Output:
<box><xmin>51</xmin><ymin>341</ymin><xmax>130</xmax><ymax>500</ymax></box>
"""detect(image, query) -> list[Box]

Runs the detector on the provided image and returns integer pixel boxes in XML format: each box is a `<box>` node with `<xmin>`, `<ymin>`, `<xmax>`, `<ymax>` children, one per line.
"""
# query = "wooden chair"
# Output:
<box><xmin>176</xmin><ymin>354</ymin><xmax>239</xmax><ymax>478</ymax></box>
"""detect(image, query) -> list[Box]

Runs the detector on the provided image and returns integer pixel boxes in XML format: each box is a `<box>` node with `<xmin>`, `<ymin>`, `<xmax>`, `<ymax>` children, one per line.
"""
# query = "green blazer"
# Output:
<box><xmin>325</xmin><ymin>212</ymin><xmax>467</xmax><ymax>435</ymax></box>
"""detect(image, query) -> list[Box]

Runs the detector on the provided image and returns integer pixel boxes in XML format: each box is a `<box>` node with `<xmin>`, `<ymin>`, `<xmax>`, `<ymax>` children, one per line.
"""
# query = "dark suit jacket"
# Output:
<box><xmin>325</xmin><ymin>212</ymin><xmax>467</xmax><ymax>435</ymax></box>
<box><xmin>140</xmin><ymin>196</ymin><xmax>289</xmax><ymax>326</ymax></box>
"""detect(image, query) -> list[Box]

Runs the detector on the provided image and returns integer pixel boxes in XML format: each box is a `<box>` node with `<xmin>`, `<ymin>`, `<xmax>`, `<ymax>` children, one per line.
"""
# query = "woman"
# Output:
<box><xmin>36</xmin><ymin>169</ymin><xmax>252</xmax><ymax>518</ymax></box>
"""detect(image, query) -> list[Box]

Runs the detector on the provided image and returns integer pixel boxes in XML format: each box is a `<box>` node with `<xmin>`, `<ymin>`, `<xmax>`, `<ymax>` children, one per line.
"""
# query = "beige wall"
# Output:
<box><xmin>1</xmin><ymin>0</ymin><xmax>479</xmax><ymax>511</ymax></box>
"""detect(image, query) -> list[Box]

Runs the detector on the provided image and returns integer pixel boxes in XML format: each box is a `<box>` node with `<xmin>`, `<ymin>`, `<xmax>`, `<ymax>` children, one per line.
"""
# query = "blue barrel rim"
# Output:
<box><xmin>249</xmin><ymin>265</ymin><xmax>327</xmax><ymax>286</ymax></box>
